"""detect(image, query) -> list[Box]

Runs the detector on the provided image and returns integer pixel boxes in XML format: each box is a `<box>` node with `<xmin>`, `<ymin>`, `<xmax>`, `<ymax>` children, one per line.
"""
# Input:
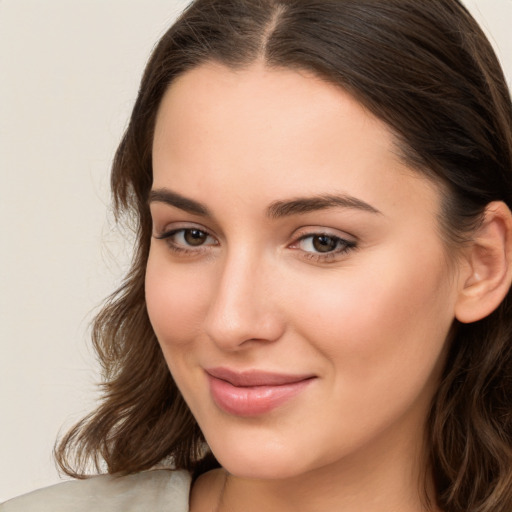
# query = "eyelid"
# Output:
<box><xmin>288</xmin><ymin>227</ymin><xmax>358</xmax><ymax>262</ymax></box>
<box><xmin>290</xmin><ymin>226</ymin><xmax>357</xmax><ymax>244</ymax></box>
<box><xmin>155</xmin><ymin>226</ymin><xmax>211</xmax><ymax>238</ymax></box>
<box><xmin>153</xmin><ymin>220</ymin><xmax>215</xmax><ymax>238</ymax></box>
<box><xmin>153</xmin><ymin>223</ymin><xmax>220</xmax><ymax>256</ymax></box>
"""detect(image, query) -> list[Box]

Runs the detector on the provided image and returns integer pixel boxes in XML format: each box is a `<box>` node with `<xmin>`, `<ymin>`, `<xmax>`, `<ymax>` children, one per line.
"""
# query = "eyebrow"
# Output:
<box><xmin>149</xmin><ymin>188</ymin><xmax>210</xmax><ymax>216</ymax></box>
<box><xmin>149</xmin><ymin>188</ymin><xmax>380</xmax><ymax>218</ymax></box>
<box><xmin>267</xmin><ymin>194</ymin><xmax>381</xmax><ymax>218</ymax></box>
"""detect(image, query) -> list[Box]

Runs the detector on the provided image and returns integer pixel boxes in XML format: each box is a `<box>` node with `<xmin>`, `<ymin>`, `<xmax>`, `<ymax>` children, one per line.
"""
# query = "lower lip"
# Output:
<box><xmin>207</xmin><ymin>375</ymin><xmax>314</xmax><ymax>417</ymax></box>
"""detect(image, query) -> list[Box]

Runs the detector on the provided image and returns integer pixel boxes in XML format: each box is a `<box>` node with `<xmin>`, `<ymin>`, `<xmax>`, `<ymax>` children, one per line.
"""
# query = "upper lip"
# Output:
<box><xmin>205</xmin><ymin>367</ymin><xmax>316</xmax><ymax>387</ymax></box>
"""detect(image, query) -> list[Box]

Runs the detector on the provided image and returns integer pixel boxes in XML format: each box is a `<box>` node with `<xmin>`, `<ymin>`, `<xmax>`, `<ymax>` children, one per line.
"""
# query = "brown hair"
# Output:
<box><xmin>56</xmin><ymin>1</ymin><xmax>512</xmax><ymax>510</ymax></box>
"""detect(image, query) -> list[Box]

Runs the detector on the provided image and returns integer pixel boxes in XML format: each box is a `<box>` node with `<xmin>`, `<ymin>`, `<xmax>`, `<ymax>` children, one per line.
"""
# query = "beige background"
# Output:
<box><xmin>1</xmin><ymin>0</ymin><xmax>511</xmax><ymax>501</ymax></box>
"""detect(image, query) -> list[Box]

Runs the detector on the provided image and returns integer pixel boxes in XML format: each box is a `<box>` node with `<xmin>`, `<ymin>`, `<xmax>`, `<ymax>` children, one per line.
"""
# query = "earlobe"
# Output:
<box><xmin>455</xmin><ymin>201</ymin><xmax>512</xmax><ymax>324</ymax></box>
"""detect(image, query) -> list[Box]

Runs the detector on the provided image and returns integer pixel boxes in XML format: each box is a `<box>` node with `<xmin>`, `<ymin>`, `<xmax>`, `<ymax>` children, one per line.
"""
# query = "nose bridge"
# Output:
<box><xmin>205</xmin><ymin>245</ymin><xmax>283</xmax><ymax>349</ymax></box>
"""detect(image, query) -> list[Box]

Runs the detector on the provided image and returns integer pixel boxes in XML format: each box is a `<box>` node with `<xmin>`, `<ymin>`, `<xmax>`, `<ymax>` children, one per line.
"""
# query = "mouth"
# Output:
<box><xmin>205</xmin><ymin>367</ymin><xmax>316</xmax><ymax>417</ymax></box>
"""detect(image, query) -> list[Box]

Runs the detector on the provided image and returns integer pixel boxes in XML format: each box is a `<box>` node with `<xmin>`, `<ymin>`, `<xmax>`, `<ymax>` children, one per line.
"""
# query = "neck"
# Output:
<box><xmin>192</xmin><ymin>424</ymin><xmax>440</xmax><ymax>512</ymax></box>
<box><xmin>219</xmin><ymin>444</ymin><xmax>432</xmax><ymax>512</ymax></box>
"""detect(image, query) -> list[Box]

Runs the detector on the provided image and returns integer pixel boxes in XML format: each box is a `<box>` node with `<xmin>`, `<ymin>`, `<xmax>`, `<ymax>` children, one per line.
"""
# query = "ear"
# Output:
<box><xmin>455</xmin><ymin>201</ymin><xmax>512</xmax><ymax>323</ymax></box>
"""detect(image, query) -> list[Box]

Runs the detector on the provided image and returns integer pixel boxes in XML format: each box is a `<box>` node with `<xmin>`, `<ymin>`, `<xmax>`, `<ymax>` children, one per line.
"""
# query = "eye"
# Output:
<box><xmin>179</xmin><ymin>228</ymin><xmax>210</xmax><ymax>246</ymax></box>
<box><xmin>301</xmin><ymin>234</ymin><xmax>343</xmax><ymax>253</ymax></box>
<box><xmin>291</xmin><ymin>232</ymin><xmax>357</xmax><ymax>260</ymax></box>
<box><xmin>154</xmin><ymin>227</ymin><xmax>218</xmax><ymax>253</ymax></box>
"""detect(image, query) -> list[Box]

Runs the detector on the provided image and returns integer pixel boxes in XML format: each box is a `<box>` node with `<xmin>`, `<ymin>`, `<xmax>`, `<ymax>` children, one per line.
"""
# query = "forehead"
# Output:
<box><xmin>153</xmin><ymin>61</ymin><xmax>393</xmax><ymax>157</ymax></box>
<box><xmin>151</xmin><ymin>62</ymin><xmax>441</xmax><ymax>222</ymax></box>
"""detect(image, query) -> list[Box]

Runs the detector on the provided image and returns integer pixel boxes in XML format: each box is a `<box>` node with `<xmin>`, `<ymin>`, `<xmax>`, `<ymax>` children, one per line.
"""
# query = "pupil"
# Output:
<box><xmin>184</xmin><ymin>229</ymin><xmax>207</xmax><ymax>246</ymax></box>
<box><xmin>313</xmin><ymin>235</ymin><xmax>337</xmax><ymax>253</ymax></box>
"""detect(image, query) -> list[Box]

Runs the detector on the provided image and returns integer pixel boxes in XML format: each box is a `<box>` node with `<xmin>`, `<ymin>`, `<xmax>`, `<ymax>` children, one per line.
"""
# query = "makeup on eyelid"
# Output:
<box><xmin>152</xmin><ymin>224</ymin><xmax>358</xmax><ymax>262</ymax></box>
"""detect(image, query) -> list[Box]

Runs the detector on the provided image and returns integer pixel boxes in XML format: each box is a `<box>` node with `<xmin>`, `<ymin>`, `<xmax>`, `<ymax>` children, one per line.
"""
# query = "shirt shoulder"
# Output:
<box><xmin>0</xmin><ymin>469</ymin><xmax>191</xmax><ymax>512</ymax></box>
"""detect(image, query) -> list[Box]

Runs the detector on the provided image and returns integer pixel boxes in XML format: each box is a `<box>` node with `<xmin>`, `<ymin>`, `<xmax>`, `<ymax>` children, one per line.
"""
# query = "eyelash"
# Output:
<box><xmin>292</xmin><ymin>233</ymin><xmax>357</xmax><ymax>262</ymax></box>
<box><xmin>154</xmin><ymin>228</ymin><xmax>357</xmax><ymax>262</ymax></box>
<box><xmin>155</xmin><ymin>228</ymin><xmax>218</xmax><ymax>255</ymax></box>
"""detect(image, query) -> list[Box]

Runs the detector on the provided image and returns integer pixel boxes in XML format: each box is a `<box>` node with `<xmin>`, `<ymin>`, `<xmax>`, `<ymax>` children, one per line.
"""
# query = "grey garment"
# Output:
<box><xmin>0</xmin><ymin>469</ymin><xmax>191</xmax><ymax>512</ymax></box>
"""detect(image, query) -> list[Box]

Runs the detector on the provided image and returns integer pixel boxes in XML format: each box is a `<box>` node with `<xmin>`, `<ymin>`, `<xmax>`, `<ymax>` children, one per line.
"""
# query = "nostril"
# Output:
<box><xmin>203</xmin><ymin>255</ymin><xmax>286</xmax><ymax>349</ymax></box>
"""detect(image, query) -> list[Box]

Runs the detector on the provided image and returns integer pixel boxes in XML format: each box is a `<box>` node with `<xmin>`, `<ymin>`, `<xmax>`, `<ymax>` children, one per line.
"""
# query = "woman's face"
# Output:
<box><xmin>146</xmin><ymin>62</ymin><xmax>462</xmax><ymax>480</ymax></box>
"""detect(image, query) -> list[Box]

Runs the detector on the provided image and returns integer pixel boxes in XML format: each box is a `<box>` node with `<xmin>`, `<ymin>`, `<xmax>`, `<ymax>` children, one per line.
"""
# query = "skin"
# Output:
<box><xmin>145</xmin><ymin>62</ymin><xmax>463</xmax><ymax>511</ymax></box>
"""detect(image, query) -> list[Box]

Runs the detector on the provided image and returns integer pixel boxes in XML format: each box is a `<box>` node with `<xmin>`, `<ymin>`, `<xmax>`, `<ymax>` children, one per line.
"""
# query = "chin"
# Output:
<box><xmin>219</xmin><ymin>455</ymin><xmax>306</xmax><ymax>480</ymax></box>
<box><xmin>205</xmin><ymin>432</ymin><xmax>313</xmax><ymax>480</ymax></box>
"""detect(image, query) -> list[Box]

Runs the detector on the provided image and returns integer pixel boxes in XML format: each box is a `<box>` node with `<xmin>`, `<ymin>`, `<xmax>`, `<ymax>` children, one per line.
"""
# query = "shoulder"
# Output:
<box><xmin>0</xmin><ymin>469</ymin><xmax>191</xmax><ymax>512</ymax></box>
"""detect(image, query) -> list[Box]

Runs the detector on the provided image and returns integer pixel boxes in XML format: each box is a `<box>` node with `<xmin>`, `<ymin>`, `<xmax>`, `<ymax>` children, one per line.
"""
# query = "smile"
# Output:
<box><xmin>205</xmin><ymin>367</ymin><xmax>316</xmax><ymax>417</ymax></box>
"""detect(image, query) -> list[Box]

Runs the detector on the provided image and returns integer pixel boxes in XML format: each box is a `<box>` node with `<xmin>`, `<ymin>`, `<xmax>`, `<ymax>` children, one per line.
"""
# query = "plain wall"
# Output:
<box><xmin>1</xmin><ymin>0</ymin><xmax>511</xmax><ymax>501</ymax></box>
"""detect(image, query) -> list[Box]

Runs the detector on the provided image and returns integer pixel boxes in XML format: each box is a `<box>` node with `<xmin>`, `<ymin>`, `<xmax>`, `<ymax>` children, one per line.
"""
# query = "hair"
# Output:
<box><xmin>55</xmin><ymin>1</ymin><xmax>512</xmax><ymax>510</ymax></box>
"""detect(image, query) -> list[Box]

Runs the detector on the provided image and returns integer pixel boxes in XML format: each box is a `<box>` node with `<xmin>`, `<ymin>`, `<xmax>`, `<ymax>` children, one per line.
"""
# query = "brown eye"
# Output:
<box><xmin>183</xmin><ymin>229</ymin><xmax>208</xmax><ymax>246</ymax></box>
<box><xmin>293</xmin><ymin>232</ymin><xmax>357</xmax><ymax>259</ymax></box>
<box><xmin>155</xmin><ymin>227</ymin><xmax>217</xmax><ymax>253</ymax></box>
<box><xmin>312</xmin><ymin>235</ymin><xmax>338</xmax><ymax>253</ymax></box>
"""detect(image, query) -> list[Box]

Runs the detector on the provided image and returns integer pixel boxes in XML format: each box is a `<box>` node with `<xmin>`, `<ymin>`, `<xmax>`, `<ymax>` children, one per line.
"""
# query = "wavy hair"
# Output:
<box><xmin>55</xmin><ymin>1</ymin><xmax>512</xmax><ymax>510</ymax></box>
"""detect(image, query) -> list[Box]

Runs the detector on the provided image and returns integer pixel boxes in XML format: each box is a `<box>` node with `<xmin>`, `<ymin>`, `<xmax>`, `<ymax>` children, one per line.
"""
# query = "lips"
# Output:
<box><xmin>205</xmin><ymin>367</ymin><xmax>315</xmax><ymax>416</ymax></box>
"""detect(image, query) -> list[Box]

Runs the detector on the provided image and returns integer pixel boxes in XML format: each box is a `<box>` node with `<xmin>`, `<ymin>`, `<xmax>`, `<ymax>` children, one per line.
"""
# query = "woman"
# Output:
<box><xmin>3</xmin><ymin>0</ymin><xmax>512</xmax><ymax>511</ymax></box>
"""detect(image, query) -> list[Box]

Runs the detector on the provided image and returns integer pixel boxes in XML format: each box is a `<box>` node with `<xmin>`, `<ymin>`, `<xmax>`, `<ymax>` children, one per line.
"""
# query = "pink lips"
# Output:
<box><xmin>206</xmin><ymin>367</ymin><xmax>315</xmax><ymax>416</ymax></box>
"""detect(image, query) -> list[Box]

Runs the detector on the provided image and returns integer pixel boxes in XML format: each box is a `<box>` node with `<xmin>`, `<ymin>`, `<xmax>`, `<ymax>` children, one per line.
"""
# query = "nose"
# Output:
<box><xmin>204</xmin><ymin>249</ymin><xmax>285</xmax><ymax>351</ymax></box>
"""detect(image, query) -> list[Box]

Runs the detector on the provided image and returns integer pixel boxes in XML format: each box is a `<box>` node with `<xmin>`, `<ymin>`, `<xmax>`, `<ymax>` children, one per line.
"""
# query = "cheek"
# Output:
<box><xmin>289</xmin><ymin>246</ymin><xmax>455</xmax><ymax>385</ymax></box>
<box><xmin>145</xmin><ymin>251</ymin><xmax>211</xmax><ymax>350</ymax></box>
<box><xmin>277</xmin><ymin>248</ymin><xmax>456</xmax><ymax>451</ymax></box>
